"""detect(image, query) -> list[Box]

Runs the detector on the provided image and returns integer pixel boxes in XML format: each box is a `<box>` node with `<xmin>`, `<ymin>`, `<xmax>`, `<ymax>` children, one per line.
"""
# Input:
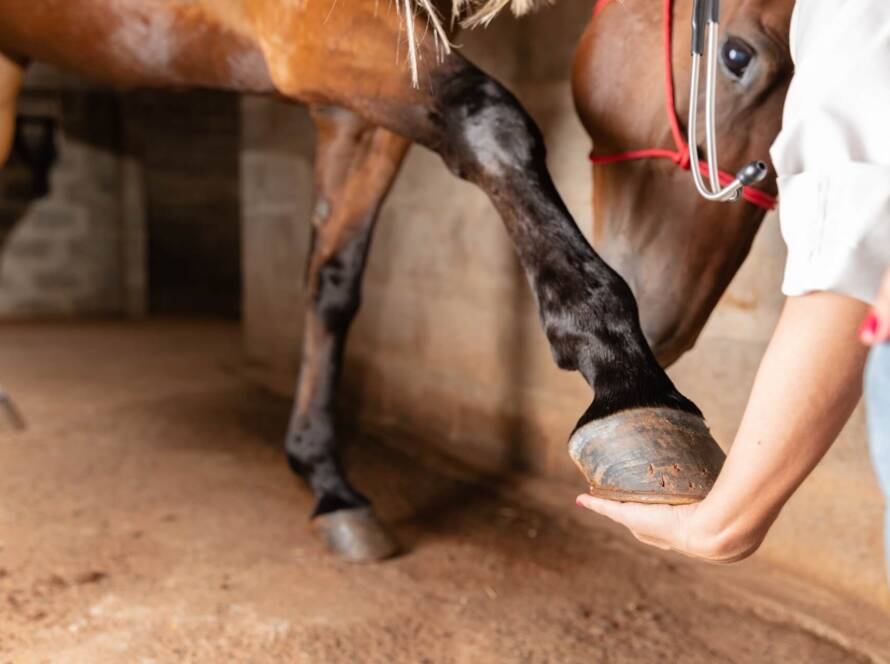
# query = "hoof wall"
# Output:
<box><xmin>312</xmin><ymin>506</ymin><xmax>399</xmax><ymax>563</ymax></box>
<box><xmin>569</xmin><ymin>408</ymin><xmax>725</xmax><ymax>505</ymax></box>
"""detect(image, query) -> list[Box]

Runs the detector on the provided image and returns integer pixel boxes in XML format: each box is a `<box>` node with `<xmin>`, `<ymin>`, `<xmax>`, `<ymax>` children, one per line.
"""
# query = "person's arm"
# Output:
<box><xmin>577</xmin><ymin>291</ymin><xmax>869</xmax><ymax>563</ymax></box>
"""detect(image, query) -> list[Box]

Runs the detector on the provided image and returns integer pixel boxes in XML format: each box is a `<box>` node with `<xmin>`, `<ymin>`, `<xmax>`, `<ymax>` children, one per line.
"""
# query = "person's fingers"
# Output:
<box><xmin>575</xmin><ymin>494</ymin><xmax>628</xmax><ymax>521</ymax></box>
<box><xmin>575</xmin><ymin>494</ymin><xmax>678</xmax><ymax>546</ymax></box>
<box><xmin>575</xmin><ymin>495</ymin><xmax>738</xmax><ymax>561</ymax></box>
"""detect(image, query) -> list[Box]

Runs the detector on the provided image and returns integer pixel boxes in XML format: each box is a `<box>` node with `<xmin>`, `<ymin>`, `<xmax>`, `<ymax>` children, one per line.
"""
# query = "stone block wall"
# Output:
<box><xmin>0</xmin><ymin>88</ymin><xmax>125</xmax><ymax>316</ymax></box>
<box><xmin>240</xmin><ymin>96</ymin><xmax>315</xmax><ymax>375</ymax></box>
<box><xmin>0</xmin><ymin>69</ymin><xmax>242</xmax><ymax>319</ymax></box>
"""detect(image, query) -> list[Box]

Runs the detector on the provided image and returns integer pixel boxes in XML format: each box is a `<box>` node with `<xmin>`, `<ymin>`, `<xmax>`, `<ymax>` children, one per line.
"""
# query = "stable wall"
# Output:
<box><xmin>0</xmin><ymin>72</ymin><xmax>126</xmax><ymax>317</ymax></box>
<box><xmin>1</xmin><ymin>69</ymin><xmax>242</xmax><ymax>319</ymax></box>
<box><xmin>241</xmin><ymin>5</ymin><xmax>889</xmax><ymax>612</ymax></box>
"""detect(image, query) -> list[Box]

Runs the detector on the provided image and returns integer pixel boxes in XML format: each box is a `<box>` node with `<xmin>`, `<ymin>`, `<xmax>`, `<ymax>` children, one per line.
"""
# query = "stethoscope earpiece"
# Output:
<box><xmin>688</xmin><ymin>0</ymin><xmax>769</xmax><ymax>203</ymax></box>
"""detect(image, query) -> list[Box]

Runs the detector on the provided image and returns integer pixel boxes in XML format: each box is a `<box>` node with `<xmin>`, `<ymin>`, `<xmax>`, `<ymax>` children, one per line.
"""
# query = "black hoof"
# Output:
<box><xmin>312</xmin><ymin>506</ymin><xmax>399</xmax><ymax>563</ymax></box>
<box><xmin>569</xmin><ymin>408</ymin><xmax>725</xmax><ymax>505</ymax></box>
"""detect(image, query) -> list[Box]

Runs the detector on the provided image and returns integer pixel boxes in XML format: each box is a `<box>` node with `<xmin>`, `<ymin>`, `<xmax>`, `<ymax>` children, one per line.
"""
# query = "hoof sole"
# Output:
<box><xmin>569</xmin><ymin>408</ymin><xmax>725</xmax><ymax>505</ymax></box>
<box><xmin>312</xmin><ymin>506</ymin><xmax>399</xmax><ymax>563</ymax></box>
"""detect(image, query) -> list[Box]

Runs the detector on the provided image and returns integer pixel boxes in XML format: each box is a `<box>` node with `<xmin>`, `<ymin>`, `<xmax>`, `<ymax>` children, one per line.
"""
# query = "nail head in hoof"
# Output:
<box><xmin>569</xmin><ymin>408</ymin><xmax>725</xmax><ymax>505</ymax></box>
<box><xmin>312</xmin><ymin>506</ymin><xmax>399</xmax><ymax>563</ymax></box>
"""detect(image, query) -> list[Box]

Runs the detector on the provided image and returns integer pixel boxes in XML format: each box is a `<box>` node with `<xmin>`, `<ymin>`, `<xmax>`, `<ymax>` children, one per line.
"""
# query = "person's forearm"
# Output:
<box><xmin>690</xmin><ymin>292</ymin><xmax>869</xmax><ymax>560</ymax></box>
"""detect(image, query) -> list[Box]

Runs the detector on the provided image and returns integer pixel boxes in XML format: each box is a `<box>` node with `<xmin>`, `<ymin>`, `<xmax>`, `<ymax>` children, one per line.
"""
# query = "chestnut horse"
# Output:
<box><xmin>0</xmin><ymin>0</ymin><xmax>752</xmax><ymax>561</ymax></box>
<box><xmin>574</xmin><ymin>0</ymin><xmax>794</xmax><ymax>366</ymax></box>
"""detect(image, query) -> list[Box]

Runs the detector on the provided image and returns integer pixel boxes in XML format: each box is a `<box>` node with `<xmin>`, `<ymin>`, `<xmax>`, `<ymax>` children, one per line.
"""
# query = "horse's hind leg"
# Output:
<box><xmin>286</xmin><ymin>105</ymin><xmax>410</xmax><ymax>562</ymax></box>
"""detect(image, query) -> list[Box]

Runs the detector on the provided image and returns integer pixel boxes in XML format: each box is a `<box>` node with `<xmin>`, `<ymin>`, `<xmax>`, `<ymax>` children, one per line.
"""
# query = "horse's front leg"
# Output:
<box><xmin>286</xmin><ymin>106</ymin><xmax>410</xmax><ymax>562</ymax></box>
<box><xmin>0</xmin><ymin>52</ymin><xmax>22</xmax><ymax>167</ymax></box>
<box><xmin>427</xmin><ymin>65</ymin><xmax>725</xmax><ymax>501</ymax></box>
<box><xmin>0</xmin><ymin>52</ymin><xmax>26</xmax><ymax>433</ymax></box>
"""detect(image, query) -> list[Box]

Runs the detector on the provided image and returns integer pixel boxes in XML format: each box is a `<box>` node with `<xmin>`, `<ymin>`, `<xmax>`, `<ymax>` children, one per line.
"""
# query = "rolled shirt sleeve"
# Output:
<box><xmin>770</xmin><ymin>0</ymin><xmax>890</xmax><ymax>304</ymax></box>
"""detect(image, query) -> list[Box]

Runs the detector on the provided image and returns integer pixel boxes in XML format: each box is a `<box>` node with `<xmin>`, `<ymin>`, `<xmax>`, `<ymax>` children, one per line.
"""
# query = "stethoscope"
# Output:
<box><xmin>688</xmin><ymin>0</ymin><xmax>768</xmax><ymax>202</ymax></box>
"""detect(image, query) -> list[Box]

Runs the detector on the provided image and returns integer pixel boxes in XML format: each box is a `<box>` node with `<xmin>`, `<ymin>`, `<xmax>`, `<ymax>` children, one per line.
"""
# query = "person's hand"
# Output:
<box><xmin>860</xmin><ymin>267</ymin><xmax>890</xmax><ymax>345</ymax></box>
<box><xmin>577</xmin><ymin>292</ymin><xmax>868</xmax><ymax>566</ymax></box>
<box><xmin>574</xmin><ymin>494</ymin><xmax>763</xmax><ymax>564</ymax></box>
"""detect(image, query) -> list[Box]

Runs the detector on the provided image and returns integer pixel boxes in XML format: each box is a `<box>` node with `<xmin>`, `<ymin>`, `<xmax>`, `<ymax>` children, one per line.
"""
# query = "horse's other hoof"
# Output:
<box><xmin>569</xmin><ymin>408</ymin><xmax>725</xmax><ymax>505</ymax></box>
<box><xmin>312</xmin><ymin>506</ymin><xmax>399</xmax><ymax>563</ymax></box>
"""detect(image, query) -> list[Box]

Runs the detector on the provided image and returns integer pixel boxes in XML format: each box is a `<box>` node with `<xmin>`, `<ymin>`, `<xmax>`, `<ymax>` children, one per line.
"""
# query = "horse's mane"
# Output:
<box><xmin>402</xmin><ymin>0</ymin><xmax>549</xmax><ymax>85</ymax></box>
<box><xmin>451</xmin><ymin>0</ymin><xmax>544</xmax><ymax>27</ymax></box>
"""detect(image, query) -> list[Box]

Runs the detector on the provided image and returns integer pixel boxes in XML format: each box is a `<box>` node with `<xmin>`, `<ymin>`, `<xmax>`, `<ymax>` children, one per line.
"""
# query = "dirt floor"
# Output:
<box><xmin>1</xmin><ymin>321</ymin><xmax>888</xmax><ymax>663</ymax></box>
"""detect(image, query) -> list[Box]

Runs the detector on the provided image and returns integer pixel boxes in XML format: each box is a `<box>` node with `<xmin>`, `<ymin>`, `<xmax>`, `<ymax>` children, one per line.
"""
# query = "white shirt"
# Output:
<box><xmin>771</xmin><ymin>0</ymin><xmax>890</xmax><ymax>304</ymax></box>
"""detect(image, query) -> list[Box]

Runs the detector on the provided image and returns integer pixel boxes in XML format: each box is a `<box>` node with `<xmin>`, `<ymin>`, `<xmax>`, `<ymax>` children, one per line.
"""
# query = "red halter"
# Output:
<box><xmin>589</xmin><ymin>0</ymin><xmax>777</xmax><ymax>211</ymax></box>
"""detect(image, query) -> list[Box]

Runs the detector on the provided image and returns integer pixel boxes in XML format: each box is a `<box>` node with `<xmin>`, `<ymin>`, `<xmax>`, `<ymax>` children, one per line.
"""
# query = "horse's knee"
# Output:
<box><xmin>433</xmin><ymin>66</ymin><xmax>545</xmax><ymax>184</ymax></box>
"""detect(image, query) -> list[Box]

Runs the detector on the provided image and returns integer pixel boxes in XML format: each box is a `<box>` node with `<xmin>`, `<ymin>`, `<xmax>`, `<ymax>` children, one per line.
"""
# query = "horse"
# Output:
<box><xmin>0</xmin><ymin>0</ymin><xmax>726</xmax><ymax>562</ymax></box>
<box><xmin>574</xmin><ymin>0</ymin><xmax>794</xmax><ymax>366</ymax></box>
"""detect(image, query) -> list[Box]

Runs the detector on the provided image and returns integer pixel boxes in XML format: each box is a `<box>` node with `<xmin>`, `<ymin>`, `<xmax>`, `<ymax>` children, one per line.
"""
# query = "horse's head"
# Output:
<box><xmin>572</xmin><ymin>0</ymin><xmax>793</xmax><ymax>365</ymax></box>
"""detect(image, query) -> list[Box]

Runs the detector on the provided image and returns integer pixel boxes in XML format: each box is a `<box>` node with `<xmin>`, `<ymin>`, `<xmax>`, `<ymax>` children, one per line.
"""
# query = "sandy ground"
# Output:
<box><xmin>1</xmin><ymin>320</ymin><xmax>888</xmax><ymax>663</ymax></box>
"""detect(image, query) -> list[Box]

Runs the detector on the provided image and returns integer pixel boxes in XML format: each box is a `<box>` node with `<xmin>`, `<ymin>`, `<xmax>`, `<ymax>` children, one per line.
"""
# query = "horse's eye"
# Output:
<box><xmin>721</xmin><ymin>37</ymin><xmax>755</xmax><ymax>80</ymax></box>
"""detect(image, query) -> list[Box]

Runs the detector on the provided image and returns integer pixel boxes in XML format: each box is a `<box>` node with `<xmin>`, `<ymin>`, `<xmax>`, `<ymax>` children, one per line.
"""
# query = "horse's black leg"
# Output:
<box><xmin>272</xmin><ymin>5</ymin><xmax>699</xmax><ymax>430</ymax></box>
<box><xmin>415</xmin><ymin>62</ymin><xmax>723</xmax><ymax>502</ymax></box>
<box><xmin>417</xmin><ymin>62</ymin><xmax>700</xmax><ymax>426</ymax></box>
<box><xmin>285</xmin><ymin>106</ymin><xmax>409</xmax><ymax>562</ymax></box>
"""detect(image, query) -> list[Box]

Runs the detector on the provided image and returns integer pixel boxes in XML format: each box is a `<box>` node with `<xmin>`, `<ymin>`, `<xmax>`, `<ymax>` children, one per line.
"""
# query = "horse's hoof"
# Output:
<box><xmin>311</xmin><ymin>506</ymin><xmax>399</xmax><ymax>563</ymax></box>
<box><xmin>569</xmin><ymin>407</ymin><xmax>725</xmax><ymax>505</ymax></box>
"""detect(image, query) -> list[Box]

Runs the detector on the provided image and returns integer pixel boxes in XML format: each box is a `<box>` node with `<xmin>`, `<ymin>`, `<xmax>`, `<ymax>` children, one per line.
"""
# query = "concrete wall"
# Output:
<box><xmin>0</xmin><ymin>70</ymin><xmax>242</xmax><ymax>319</ymax></box>
<box><xmin>126</xmin><ymin>91</ymin><xmax>242</xmax><ymax>317</ymax></box>
<box><xmin>241</xmin><ymin>6</ymin><xmax>888</xmax><ymax>612</ymax></box>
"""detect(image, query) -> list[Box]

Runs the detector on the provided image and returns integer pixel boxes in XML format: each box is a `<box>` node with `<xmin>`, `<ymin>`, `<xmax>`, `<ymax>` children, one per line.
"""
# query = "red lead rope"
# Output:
<box><xmin>589</xmin><ymin>0</ymin><xmax>777</xmax><ymax>211</ymax></box>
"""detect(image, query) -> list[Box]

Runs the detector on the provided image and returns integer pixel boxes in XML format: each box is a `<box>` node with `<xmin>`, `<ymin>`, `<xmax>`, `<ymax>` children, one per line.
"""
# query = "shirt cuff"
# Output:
<box><xmin>779</xmin><ymin>162</ymin><xmax>890</xmax><ymax>304</ymax></box>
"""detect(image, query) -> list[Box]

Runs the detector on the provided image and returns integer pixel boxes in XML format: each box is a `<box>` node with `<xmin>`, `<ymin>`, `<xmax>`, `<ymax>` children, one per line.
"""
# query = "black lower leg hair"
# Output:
<box><xmin>426</xmin><ymin>61</ymin><xmax>700</xmax><ymax>427</ymax></box>
<box><xmin>286</xmin><ymin>227</ymin><xmax>374</xmax><ymax>516</ymax></box>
